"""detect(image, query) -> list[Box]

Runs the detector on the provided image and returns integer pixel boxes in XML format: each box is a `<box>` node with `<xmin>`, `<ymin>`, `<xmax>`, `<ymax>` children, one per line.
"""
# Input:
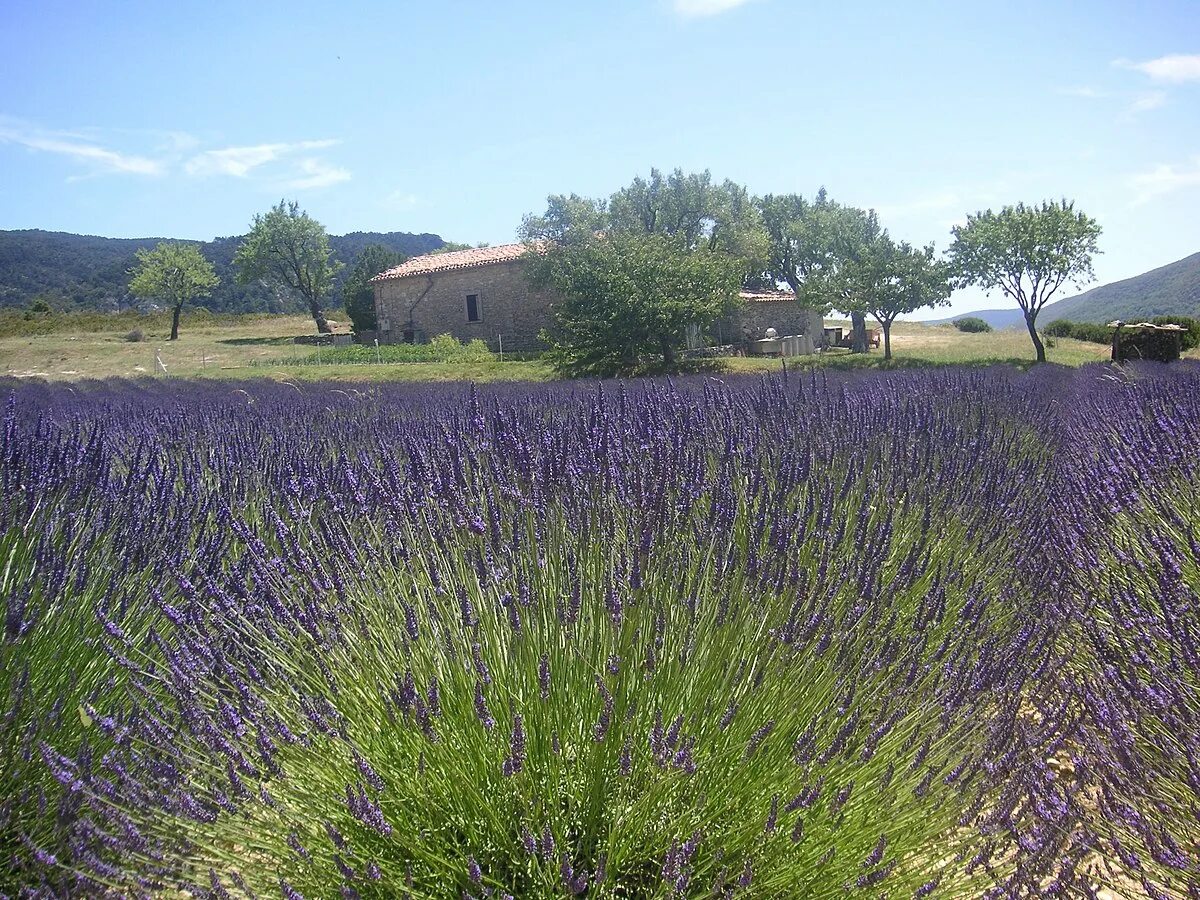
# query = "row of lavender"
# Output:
<box><xmin>0</xmin><ymin>364</ymin><xmax>1196</xmax><ymax>898</ymax></box>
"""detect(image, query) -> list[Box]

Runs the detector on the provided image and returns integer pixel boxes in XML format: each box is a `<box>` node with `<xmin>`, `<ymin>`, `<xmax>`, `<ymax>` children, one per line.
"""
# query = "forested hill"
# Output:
<box><xmin>0</xmin><ymin>229</ymin><xmax>447</xmax><ymax>313</ymax></box>
<box><xmin>1042</xmin><ymin>250</ymin><xmax>1200</xmax><ymax>323</ymax></box>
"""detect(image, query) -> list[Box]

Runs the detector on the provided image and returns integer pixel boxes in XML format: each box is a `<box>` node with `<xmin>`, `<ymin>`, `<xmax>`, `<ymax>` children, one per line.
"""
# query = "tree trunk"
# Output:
<box><xmin>850</xmin><ymin>311</ymin><xmax>868</xmax><ymax>353</ymax></box>
<box><xmin>660</xmin><ymin>334</ymin><xmax>676</xmax><ymax>369</ymax></box>
<box><xmin>170</xmin><ymin>303</ymin><xmax>182</xmax><ymax>341</ymax></box>
<box><xmin>310</xmin><ymin>299</ymin><xmax>331</xmax><ymax>334</ymax></box>
<box><xmin>883</xmin><ymin>322</ymin><xmax>892</xmax><ymax>360</ymax></box>
<box><xmin>1024</xmin><ymin>311</ymin><xmax>1046</xmax><ymax>362</ymax></box>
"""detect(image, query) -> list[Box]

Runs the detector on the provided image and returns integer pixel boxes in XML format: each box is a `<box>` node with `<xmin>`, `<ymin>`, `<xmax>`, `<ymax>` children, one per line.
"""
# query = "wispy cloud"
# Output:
<box><xmin>1116</xmin><ymin>54</ymin><xmax>1200</xmax><ymax>83</ymax></box>
<box><xmin>278</xmin><ymin>158</ymin><xmax>351</xmax><ymax>190</ymax></box>
<box><xmin>184</xmin><ymin>139</ymin><xmax>338</xmax><ymax>177</ymax></box>
<box><xmin>0</xmin><ymin>117</ymin><xmax>164</xmax><ymax>176</ymax></box>
<box><xmin>1127</xmin><ymin>90</ymin><xmax>1168</xmax><ymax>114</ymax></box>
<box><xmin>1130</xmin><ymin>156</ymin><xmax>1200</xmax><ymax>204</ymax></box>
<box><xmin>1057</xmin><ymin>85</ymin><xmax>1167</xmax><ymax>118</ymax></box>
<box><xmin>673</xmin><ymin>0</ymin><xmax>755</xmax><ymax>17</ymax></box>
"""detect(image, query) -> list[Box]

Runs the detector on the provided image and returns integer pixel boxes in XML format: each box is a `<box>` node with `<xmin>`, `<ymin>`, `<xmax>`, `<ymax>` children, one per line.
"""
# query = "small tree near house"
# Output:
<box><xmin>127</xmin><ymin>242</ymin><xmax>219</xmax><ymax>341</ymax></box>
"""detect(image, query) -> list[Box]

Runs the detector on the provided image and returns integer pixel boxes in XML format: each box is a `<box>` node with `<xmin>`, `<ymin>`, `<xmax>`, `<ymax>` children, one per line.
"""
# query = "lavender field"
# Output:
<box><xmin>1</xmin><ymin>364</ymin><xmax>1198</xmax><ymax>899</ymax></box>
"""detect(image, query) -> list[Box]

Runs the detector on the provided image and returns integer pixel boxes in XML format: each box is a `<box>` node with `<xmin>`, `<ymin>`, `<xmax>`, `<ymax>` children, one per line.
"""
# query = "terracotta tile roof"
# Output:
<box><xmin>739</xmin><ymin>289</ymin><xmax>799</xmax><ymax>303</ymax></box>
<box><xmin>371</xmin><ymin>243</ymin><xmax>531</xmax><ymax>281</ymax></box>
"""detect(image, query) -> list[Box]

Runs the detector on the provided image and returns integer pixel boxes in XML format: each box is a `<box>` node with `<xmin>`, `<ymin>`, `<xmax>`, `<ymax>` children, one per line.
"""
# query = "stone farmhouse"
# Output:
<box><xmin>369</xmin><ymin>243</ymin><xmax>824</xmax><ymax>352</ymax></box>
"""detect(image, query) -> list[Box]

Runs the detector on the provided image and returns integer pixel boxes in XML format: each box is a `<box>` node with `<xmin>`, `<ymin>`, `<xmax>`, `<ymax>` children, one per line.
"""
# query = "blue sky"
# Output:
<box><xmin>1</xmin><ymin>0</ymin><xmax>1198</xmax><ymax>314</ymax></box>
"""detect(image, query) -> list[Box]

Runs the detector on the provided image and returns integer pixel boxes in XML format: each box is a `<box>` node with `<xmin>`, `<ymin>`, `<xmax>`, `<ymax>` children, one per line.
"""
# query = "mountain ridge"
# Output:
<box><xmin>0</xmin><ymin>228</ymin><xmax>448</xmax><ymax>314</ymax></box>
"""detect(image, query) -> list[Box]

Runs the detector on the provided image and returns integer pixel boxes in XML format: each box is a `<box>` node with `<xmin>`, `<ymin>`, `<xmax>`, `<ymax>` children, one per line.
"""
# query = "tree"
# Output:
<box><xmin>947</xmin><ymin>200</ymin><xmax>1101</xmax><ymax>362</ymax></box>
<box><xmin>234</xmin><ymin>200</ymin><xmax>343</xmax><ymax>334</ymax></box>
<box><xmin>525</xmin><ymin>232</ymin><xmax>743</xmax><ymax>376</ymax></box>
<box><xmin>127</xmin><ymin>242</ymin><xmax>219</xmax><ymax>340</ymax></box>
<box><xmin>758</xmin><ymin>191</ymin><xmax>881</xmax><ymax>350</ymax></box>
<box><xmin>840</xmin><ymin>237</ymin><xmax>952</xmax><ymax>360</ymax></box>
<box><xmin>521</xmin><ymin>169</ymin><xmax>765</xmax><ymax>373</ymax></box>
<box><xmin>341</xmin><ymin>245</ymin><xmax>404</xmax><ymax>333</ymax></box>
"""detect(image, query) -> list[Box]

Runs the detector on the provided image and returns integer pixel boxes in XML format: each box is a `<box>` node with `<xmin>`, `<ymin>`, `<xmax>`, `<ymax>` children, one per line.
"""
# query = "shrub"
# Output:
<box><xmin>953</xmin><ymin>316</ymin><xmax>992</xmax><ymax>333</ymax></box>
<box><xmin>1042</xmin><ymin>319</ymin><xmax>1074</xmax><ymax>338</ymax></box>
<box><xmin>123</xmin><ymin>328</ymin><xmax>145</xmax><ymax>342</ymax></box>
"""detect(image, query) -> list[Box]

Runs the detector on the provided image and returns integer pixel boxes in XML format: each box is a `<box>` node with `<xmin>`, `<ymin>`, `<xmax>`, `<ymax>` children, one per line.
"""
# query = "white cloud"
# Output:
<box><xmin>0</xmin><ymin>118</ymin><xmax>164</xmax><ymax>176</ymax></box>
<box><xmin>0</xmin><ymin>116</ymin><xmax>350</xmax><ymax>189</ymax></box>
<box><xmin>1127</xmin><ymin>90</ymin><xmax>1167</xmax><ymax>114</ymax></box>
<box><xmin>673</xmin><ymin>0</ymin><xmax>755</xmax><ymax>17</ymax></box>
<box><xmin>1116</xmin><ymin>54</ymin><xmax>1200</xmax><ymax>83</ymax></box>
<box><xmin>185</xmin><ymin>139</ymin><xmax>338</xmax><ymax>177</ymax></box>
<box><xmin>1130</xmin><ymin>156</ymin><xmax>1200</xmax><ymax>204</ymax></box>
<box><xmin>279</xmin><ymin>158</ymin><xmax>351</xmax><ymax>190</ymax></box>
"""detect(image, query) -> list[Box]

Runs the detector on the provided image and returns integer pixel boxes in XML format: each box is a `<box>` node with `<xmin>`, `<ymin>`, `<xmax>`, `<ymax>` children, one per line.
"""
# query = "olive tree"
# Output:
<box><xmin>947</xmin><ymin>200</ymin><xmax>1101</xmax><ymax>362</ymax></box>
<box><xmin>127</xmin><ymin>242</ymin><xmax>219</xmax><ymax>341</ymax></box>
<box><xmin>234</xmin><ymin>200</ymin><xmax>342</xmax><ymax>334</ymax></box>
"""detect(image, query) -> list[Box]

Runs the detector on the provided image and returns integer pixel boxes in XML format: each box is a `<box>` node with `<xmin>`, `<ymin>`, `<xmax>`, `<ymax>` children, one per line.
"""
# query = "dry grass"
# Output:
<box><xmin>1</xmin><ymin>316</ymin><xmax>1194</xmax><ymax>383</ymax></box>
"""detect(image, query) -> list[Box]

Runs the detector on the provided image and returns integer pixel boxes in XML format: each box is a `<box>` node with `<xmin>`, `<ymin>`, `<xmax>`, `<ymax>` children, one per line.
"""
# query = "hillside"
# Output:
<box><xmin>1042</xmin><ymin>251</ymin><xmax>1200</xmax><ymax>323</ymax></box>
<box><xmin>926</xmin><ymin>250</ymin><xmax>1200</xmax><ymax>328</ymax></box>
<box><xmin>0</xmin><ymin>228</ymin><xmax>447</xmax><ymax>314</ymax></box>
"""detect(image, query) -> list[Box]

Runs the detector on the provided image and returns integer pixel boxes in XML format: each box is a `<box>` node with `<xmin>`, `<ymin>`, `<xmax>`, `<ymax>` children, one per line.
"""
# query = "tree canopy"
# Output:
<box><xmin>525</xmin><ymin>232</ymin><xmax>743</xmax><ymax>376</ymax></box>
<box><xmin>234</xmin><ymin>200</ymin><xmax>343</xmax><ymax>334</ymax></box>
<box><xmin>127</xmin><ymin>242</ymin><xmax>219</xmax><ymax>340</ymax></box>
<box><xmin>341</xmin><ymin>245</ymin><xmax>404</xmax><ymax>334</ymax></box>
<box><xmin>522</xmin><ymin>169</ymin><xmax>763</xmax><ymax>373</ymax></box>
<box><xmin>839</xmin><ymin>236</ymin><xmax>952</xmax><ymax>359</ymax></box>
<box><xmin>947</xmin><ymin>200</ymin><xmax>1101</xmax><ymax>361</ymax></box>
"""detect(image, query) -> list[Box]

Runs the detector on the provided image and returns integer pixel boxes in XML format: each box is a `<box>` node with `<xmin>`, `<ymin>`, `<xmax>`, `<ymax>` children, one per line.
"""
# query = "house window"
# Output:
<box><xmin>465</xmin><ymin>293</ymin><xmax>482</xmax><ymax>323</ymax></box>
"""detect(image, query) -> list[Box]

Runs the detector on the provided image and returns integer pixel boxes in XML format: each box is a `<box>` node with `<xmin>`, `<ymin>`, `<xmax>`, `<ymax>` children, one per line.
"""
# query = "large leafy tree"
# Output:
<box><xmin>522</xmin><ymin>169</ymin><xmax>765</xmax><ymax>372</ymax></box>
<box><xmin>526</xmin><ymin>232</ymin><xmax>743</xmax><ymax>376</ymax></box>
<box><xmin>760</xmin><ymin>193</ymin><xmax>883</xmax><ymax>350</ymax></box>
<box><xmin>839</xmin><ymin>237</ymin><xmax>952</xmax><ymax>360</ymax></box>
<box><xmin>127</xmin><ymin>242</ymin><xmax>219</xmax><ymax>341</ymax></box>
<box><xmin>947</xmin><ymin>200</ymin><xmax>1101</xmax><ymax>362</ymax></box>
<box><xmin>341</xmin><ymin>245</ymin><xmax>404</xmax><ymax>333</ymax></box>
<box><xmin>234</xmin><ymin>200</ymin><xmax>343</xmax><ymax>334</ymax></box>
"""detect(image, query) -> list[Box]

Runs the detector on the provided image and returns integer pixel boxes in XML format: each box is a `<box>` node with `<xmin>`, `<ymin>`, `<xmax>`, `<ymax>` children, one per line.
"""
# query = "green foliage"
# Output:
<box><xmin>947</xmin><ymin>200</ymin><xmax>1102</xmax><ymax>361</ymax></box>
<box><xmin>234</xmin><ymin>201</ymin><xmax>344</xmax><ymax>334</ymax></box>
<box><xmin>0</xmin><ymin>229</ymin><xmax>446</xmax><ymax>313</ymax></box>
<box><xmin>1041</xmin><ymin>316</ymin><xmax>1199</xmax><ymax>355</ymax></box>
<box><xmin>526</xmin><ymin>232</ymin><xmax>743</xmax><ymax>376</ymax></box>
<box><xmin>522</xmin><ymin>169</ymin><xmax>768</xmax><ymax>277</ymax></box>
<box><xmin>756</xmin><ymin>189</ymin><xmax>854</xmax><ymax>312</ymax></box>
<box><xmin>1150</xmin><ymin>315</ymin><xmax>1200</xmax><ymax>351</ymax></box>
<box><xmin>128</xmin><ymin>242</ymin><xmax>219</xmax><ymax>339</ymax></box>
<box><xmin>25</xmin><ymin>296</ymin><xmax>54</xmax><ymax>317</ymax></box>
<box><xmin>266</xmin><ymin>334</ymin><xmax>494</xmax><ymax>366</ymax></box>
<box><xmin>954</xmin><ymin>316</ymin><xmax>993</xmax><ymax>333</ymax></box>
<box><xmin>1042</xmin><ymin>319</ymin><xmax>1074</xmax><ymax>337</ymax></box>
<box><xmin>341</xmin><ymin>245</ymin><xmax>404</xmax><ymax>333</ymax></box>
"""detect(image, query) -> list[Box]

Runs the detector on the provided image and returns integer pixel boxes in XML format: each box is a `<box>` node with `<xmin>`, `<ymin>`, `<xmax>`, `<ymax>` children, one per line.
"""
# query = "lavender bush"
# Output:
<box><xmin>1</xmin><ymin>363</ymin><xmax>1198</xmax><ymax>898</ymax></box>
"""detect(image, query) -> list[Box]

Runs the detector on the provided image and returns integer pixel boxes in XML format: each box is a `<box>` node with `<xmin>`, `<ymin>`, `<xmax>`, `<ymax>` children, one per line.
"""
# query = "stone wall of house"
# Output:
<box><xmin>374</xmin><ymin>260</ymin><xmax>825</xmax><ymax>352</ymax></box>
<box><xmin>373</xmin><ymin>261</ymin><xmax>555</xmax><ymax>351</ymax></box>
<box><xmin>719</xmin><ymin>301</ymin><xmax>826</xmax><ymax>346</ymax></box>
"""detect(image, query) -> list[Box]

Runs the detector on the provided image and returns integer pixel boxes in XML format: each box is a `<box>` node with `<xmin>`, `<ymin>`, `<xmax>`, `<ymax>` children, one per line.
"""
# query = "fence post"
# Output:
<box><xmin>498</xmin><ymin>333</ymin><xmax>504</xmax><ymax>362</ymax></box>
<box><xmin>375</xmin><ymin>338</ymin><xmax>381</xmax><ymax>365</ymax></box>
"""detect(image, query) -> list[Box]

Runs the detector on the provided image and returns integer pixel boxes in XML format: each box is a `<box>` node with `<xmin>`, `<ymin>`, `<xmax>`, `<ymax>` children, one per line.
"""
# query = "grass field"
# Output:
<box><xmin>1</xmin><ymin>313</ymin><xmax>1194</xmax><ymax>381</ymax></box>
